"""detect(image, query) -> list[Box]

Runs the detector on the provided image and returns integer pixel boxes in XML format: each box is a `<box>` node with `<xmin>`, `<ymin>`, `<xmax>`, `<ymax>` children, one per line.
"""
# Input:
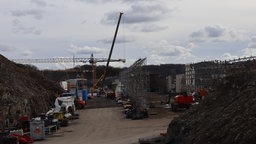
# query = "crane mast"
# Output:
<box><xmin>89</xmin><ymin>53</ymin><xmax>125</xmax><ymax>92</ymax></box>
<box><xmin>101</xmin><ymin>12</ymin><xmax>123</xmax><ymax>88</ymax></box>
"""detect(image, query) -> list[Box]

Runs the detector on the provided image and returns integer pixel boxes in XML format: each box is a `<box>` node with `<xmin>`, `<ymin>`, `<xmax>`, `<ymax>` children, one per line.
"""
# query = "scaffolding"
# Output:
<box><xmin>188</xmin><ymin>56</ymin><xmax>256</xmax><ymax>90</ymax></box>
<box><xmin>120</xmin><ymin>58</ymin><xmax>147</xmax><ymax>108</ymax></box>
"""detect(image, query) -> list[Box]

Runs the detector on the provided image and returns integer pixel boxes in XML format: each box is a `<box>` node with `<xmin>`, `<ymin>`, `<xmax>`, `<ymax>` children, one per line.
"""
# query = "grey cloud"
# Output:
<box><xmin>144</xmin><ymin>40</ymin><xmax>193</xmax><ymax>61</ymax></box>
<box><xmin>190</xmin><ymin>30</ymin><xmax>204</xmax><ymax>38</ymax></box>
<box><xmin>125</xmin><ymin>4</ymin><xmax>170</xmax><ymax>24</ymax></box>
<box><xmin>102</xmin><ymin>4</ymin><xmax>171</xmax><ymax>25</ymax></box>
<box><xmin>0</xmin><ymin>44</ymin><xmax>15</xmax><ymax>52</ymax></box>
<box><xmin>222</xmin><ymin>53</ymin><xmax>238</xmax><ymax>60</ymax></box>
<box><xmin>99</xmin><ymin>1</ymin><xmax>173</xmax><ymax>33</ymax></box>
<box><xmin>99</xmin><ymin>36</ymin><xmax>135</xmax><ymax>44</ymax></box>
<box><xmin>12</xmin><ymin>19</ymin><xmax>21</xmax><ymax>25</ymax></box>
<box><xmin>121</xmin><ymin>0</ymin><xmax>155</xmax><ymax>3</ymax></box>
<box><xmin>140</xmin><ymin>24</ymin><xmax>168</xmax><ymax>32</ymax></box>
<box><xmin>81</xmin><ymin>20</ymin><xmax>87</xmax><ymax>24</ymax></box>
<box><xmin>228</xmin><ymin>30</ymin><xmax>237</xmax><ymax>38</ymax></box>
<box><xmin>12</xmin><ymin>19</ymin><xmax>42</xmax><ymax>35</ymax></box>
<box><xmin>190</xmin><ymin>25</ymin><xmax>225</xmax><ymax>38</ymax></box>
<box><xmin>21</xmin><ymin>50</ymin><xmax>33</xmax><ymax>57</ymax></box>
<box><xmin>159</xmin><ymin>45</ymin><xmax>191</xmax><ymax>57</ymax></box>
<box><xmin>67</xmin><ymin>44</ymin><xmax>106</xmax><ymax>55</ymax></box>
<box><xmin>187</xmin><ymin>42</ymin><xmax>197</xmax><ymax>49</ymax></box>
<box><xmin>13</xmin><ymin>26</ymin><xmax>42</xmax><ymax>35</ymax></box>
<box><xmin>251</xmin><ymin>36</ymin><xmax>256</xmax><ymax>42</ymax></box>
<box><xmin>247</xmin><ymin>43</ymin><xmax>256</xmax><ymax>48</ymax></box>
<box><xmin>31</xmin><ymin>0</ymin><xmax>47</xmax><ymax>7</ymax></box>
<box><xmin>77</xmin><ymin>0</ymin><xmax>114</xmax><ymax>3</ymax></box>
<box><xmin>242</xmin><ymin>48</ymin><xmax>256</xmax><ymax>57</ymax></box>
<box><xmin>11</xmin><ymin>9</ymin><xmax>44</xmax><ymax>20</ymax></box>
<box><xmin>78</xmin><ymin>0</ymin><xmax>159</xmax><ymax>4</ymax></box>
<box><xmin>204</xmin><ymin>25</ymin><xmax>225</xmax><ymax>37</ymax></box>
<box><xmin>129</xmin><ymin>24</ymin><xmax>168</xmax><ymax>32</ymax></box>
<box><xmin>101</xmin><ymin>12</ymin><xmax>123</xmax><ymax>25</ymax></box>
<box><xmin>245</xmin><ymin>36</ymin><xmax>256</xmax><ymax>49</ymax></box>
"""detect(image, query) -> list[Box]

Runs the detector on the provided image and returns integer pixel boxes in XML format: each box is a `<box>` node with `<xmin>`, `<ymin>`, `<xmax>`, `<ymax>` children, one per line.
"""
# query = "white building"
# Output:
<box><xmin>185</xmin><ymin>64</ymin><xmax>195</xmax><ymax>91</ymax></box>
<box><xmin>176</xmin><ymin>74</ymin><xmax>185</xmax><ymax>93</ymax></box>
<box><xmin>166</xmin><ymin>75</ymin><xmax>176</xmax><ymax>92</ymax></box>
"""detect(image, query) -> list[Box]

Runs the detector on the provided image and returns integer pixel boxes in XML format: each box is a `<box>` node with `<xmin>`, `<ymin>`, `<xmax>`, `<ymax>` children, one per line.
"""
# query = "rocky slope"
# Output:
<box><xmin>0</xmin><ymin>54</ymin><xmax>63</xmax><ymax>130</ymax></box>
<box><xmin>165</xmin><ymin>70</ymin><xmax>256</xmax><ymax>144</ymax></box>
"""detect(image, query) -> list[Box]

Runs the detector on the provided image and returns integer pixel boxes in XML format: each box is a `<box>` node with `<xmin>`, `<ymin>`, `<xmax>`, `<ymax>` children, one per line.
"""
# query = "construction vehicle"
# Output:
<box><xmin>101</xmin><ymin>12</ymin><xmax>123</xmax><ymax>89</ymax></box>
<box><xmin>74</xmin><ymin>96</ymin><xmax>86</xmax><ymax>109</ymax></box>
<box><xmin>88</xmin><ymin>53</ymin><xmax>125</xmax><ymax>95</ymax></box>
<box><xmin>171</xmin><ymin>93</ymin><xmax>194</xmax><ymax>112</ymax></box>
<box><xmin>59</xmin><ymin>92</ymin><xmax>86</xmax><ymax>109</ymax></box>
<box><xmin>89</xmin><ymin>12</ymin><xmax>124</xmax><ymax>96</ymax></box>
<box><xmin>58</xmin><ymin>92</ymin><xmax>76</xmax><ymax>114</ymax></box>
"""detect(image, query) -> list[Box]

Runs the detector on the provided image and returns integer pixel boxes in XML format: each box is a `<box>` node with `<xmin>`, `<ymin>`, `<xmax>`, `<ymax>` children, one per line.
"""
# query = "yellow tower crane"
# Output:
<box><xmin>12</xmin><ymin>56</ymin><xmax>125</xmax><ymax>92</ymax></box>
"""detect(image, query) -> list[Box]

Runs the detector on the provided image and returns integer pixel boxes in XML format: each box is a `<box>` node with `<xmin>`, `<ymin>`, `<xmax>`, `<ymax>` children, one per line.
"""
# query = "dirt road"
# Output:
<box><xmin>35</xmin><ymin>106</ymin><xmax>177</xmax><ymax>144</ymax></box>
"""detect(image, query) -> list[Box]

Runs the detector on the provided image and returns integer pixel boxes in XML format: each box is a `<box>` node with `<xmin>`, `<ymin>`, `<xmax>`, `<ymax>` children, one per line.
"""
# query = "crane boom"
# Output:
<box><xmin>101</xmin><ymin>12</ymin><xmax>123</xmax><ymax>88</ymax></box>
<box><xmin>13</xmin><ymin>56</ymin><xmax>125</xmax><ymax>94</ymax></box>
<box><xmin>88</xmin><ymin>53</ymin><xmax>125</xmax><ymax>91</ymax></box>
<box><xmin>12</xmin><ymin>57</ymin><xmax>125</xmax><ymax>64</ymax></box>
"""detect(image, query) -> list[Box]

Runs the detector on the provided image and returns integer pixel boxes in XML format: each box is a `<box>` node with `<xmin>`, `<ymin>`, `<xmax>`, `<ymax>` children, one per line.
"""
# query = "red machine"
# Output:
<box><xmin>171</xmin><ymin>94</ymin><xmax>193</xmax><ymax>112</ymax></box>
<box><xmin>75</xmin><ymin>97</ymin><xmax>86</xmax><ymax>109</ymax></box>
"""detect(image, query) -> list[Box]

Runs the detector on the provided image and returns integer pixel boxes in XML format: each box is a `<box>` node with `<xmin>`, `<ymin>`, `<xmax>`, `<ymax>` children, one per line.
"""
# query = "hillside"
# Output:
<box><xmin>42</xmin><ymin>65</ymin><xmax>125</xmax><ymax>82</ymax></box>
<box><xmin>0</xmin><ymin>54</ymin><xmax>63</xmax><ymax>130</ymax></box>
<box><xmin>165</xmin><ymin>70</ymin><xmax>256</xmax><ymax>144</ymax></box>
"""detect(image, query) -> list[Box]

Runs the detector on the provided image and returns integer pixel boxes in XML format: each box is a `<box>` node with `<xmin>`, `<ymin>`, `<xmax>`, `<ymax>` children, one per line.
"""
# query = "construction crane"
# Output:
<box><xmin>101</xmin><ymin>12</ymin><xmax>123</xmax><ymax>89</ymax></box>
<box><xmin>12</xmin><ymin>57</ymin><xmax>124</xmax><ymax>65</ymax></box>
<box><xmin>88</xmin><ymin>53</ymin><xmax>125</xmax><ymax>92</ymax></box>
<box><xmin>12</xmin><ymin>56</ymin><xmax>125</xmax><ymax>90</ymax></box>
<box><xmin>13</xmin><ymin>12</ymin><xmax>125</xmax><ymax>94</ymax></box>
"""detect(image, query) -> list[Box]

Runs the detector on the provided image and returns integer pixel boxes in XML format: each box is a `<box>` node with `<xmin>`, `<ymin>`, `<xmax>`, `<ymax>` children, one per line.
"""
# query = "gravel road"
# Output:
<box><xmin>35</xmin><ymin>106</ymin><xmax>176</xmax><ymax>144</ymax></box>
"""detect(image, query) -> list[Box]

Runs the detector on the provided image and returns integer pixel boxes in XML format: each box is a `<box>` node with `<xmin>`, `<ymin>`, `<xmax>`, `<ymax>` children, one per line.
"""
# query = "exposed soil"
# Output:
<box><xmin>84</xmin><ymin>97</ymin><xmax>121</xmax><ymax>109</ymax></box>
<box><xmin>165</xmin><ymin>70</ymin><xmax>256</xmax><ymax>144</ymax></box>
<box><xmin>34</xmin><ymin>106</ymin><xmax>177</xmax><ymax>144</ymax></box>
<box><xmin>0</xmin><ymin>54</ymin><xmax>63</xmax><ymax>130</ymax></box>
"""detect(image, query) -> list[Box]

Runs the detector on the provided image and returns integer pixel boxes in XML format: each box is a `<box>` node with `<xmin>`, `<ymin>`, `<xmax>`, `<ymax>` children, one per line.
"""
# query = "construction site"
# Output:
<box><xmin>2</xmin><ymin>0</ymin><xmax>256</xmax><ymax>143</ymax></box>
<box><xmin>1</xmin><ymin>11</ymin><xmax>256</xmax><ymax>142</ymax></box>
<box><xmin>1</xmin><ymin>9</ymin><xmax>256</xmax><ymax>144</ymax></box>
<box><xmin>1</xmin><ymin>50</ymin><xmax>256</xmax><ymax>143</ymax></box>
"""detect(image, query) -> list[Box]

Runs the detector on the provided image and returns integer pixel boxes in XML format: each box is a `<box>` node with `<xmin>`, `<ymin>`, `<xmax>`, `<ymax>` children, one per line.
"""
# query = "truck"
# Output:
<box><xmin>59</xmin><ymin>92</ymin><xmax>86</xmax><ymax>110</ymax></box>
<box><xmin>57</xmin><ymin>92</ymin><xmax>76</xmax><ymax>114</ymax></box>
<box><xmin>171</xmin><ymin>93</ymin><xmax>194</xmax><ymax>112</ymax></box>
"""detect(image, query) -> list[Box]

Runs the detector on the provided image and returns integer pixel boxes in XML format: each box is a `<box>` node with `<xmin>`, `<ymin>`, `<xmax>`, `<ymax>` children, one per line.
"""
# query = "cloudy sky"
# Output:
<box><xmin>1</xmin><ymin>0</ymin><xmax>256</xmax><ymax>69</ymax></box>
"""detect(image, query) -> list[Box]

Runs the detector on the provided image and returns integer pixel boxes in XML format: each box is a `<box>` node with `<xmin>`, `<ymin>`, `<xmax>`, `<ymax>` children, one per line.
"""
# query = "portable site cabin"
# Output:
<box><xmin>61</xmin><ymin>78</ymin><xmax>88</xmax><ymax>101</ymax></box>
